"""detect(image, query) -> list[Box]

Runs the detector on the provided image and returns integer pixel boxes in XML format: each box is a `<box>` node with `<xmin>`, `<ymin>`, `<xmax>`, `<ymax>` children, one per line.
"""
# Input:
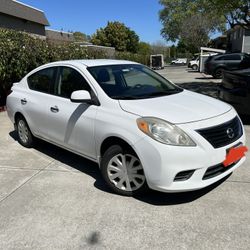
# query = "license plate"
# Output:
<box><xmin>223</xmin><ymin>143</ymin><xmax>248</xmax><ymax>167</ymax></box>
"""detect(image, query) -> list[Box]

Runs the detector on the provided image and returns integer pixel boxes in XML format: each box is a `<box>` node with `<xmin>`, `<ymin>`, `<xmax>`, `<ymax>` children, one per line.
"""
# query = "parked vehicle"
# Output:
<box><xmin>219</xmin><ymin>69</ymin><xmax>250</xmax><ymax>115</ymax></box>
<box><xmin>204</xmin><ymin>53</ymin><xmax>250</xmax><ymax>79</ymax></box>
<box><xmin>188</xmin><ymin>57</ymin><xmax>199</xmax><ymax>70</ymax></box>
<box><xmin>7</xmin><ymin>60</ymin><xmax>246</xmax><ymax>196</ymax></box>
<box><xmin>150</xmin><ymin>54</ymin><xmax>164</xmax><ymax>70</ymax></box>
<box><xmin>171</xmin><ymin>58</ymin><xmax>187</xmax><ymax>65</ymax></box>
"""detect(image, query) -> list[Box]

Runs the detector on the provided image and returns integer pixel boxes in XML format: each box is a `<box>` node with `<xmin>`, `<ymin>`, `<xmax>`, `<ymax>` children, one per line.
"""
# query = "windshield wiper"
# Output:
<box><xmin>112</xmin><ymin>95</ymin><xmax>139</xmax><ymax>100</ymax></box>
<box><xmin>137</xmin><ymin>89</ymin><xmax>182</xmax><ymax>98</ymax></box>
<box><xmin>112</xmin><ymin>89</ymin><xmax>183</xmax><ymax>100</ymax></box>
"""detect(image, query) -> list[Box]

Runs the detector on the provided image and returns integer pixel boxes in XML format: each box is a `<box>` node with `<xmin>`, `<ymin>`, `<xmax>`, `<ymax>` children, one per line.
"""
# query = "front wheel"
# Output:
<box><xmin>192</xmin><ymin>64</ymin><xmax>198</xmax><ymax>71</ymax></box>
<box><xmin>16</xmin><ymin>116</ymin><xmax>34</xmax><ymax>148</ymax></box>
<box><xmin>100</xmin><ymin>145</ymin><xmax>147</xmax><ymax>196</ymax></box>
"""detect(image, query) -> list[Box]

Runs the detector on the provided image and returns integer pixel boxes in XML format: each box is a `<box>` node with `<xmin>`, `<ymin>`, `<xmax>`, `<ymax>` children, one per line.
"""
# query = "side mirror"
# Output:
<box><xmin>70</xmin><ymin>90</ymin><xmax>92</xmax><ymax>103</ymax></box>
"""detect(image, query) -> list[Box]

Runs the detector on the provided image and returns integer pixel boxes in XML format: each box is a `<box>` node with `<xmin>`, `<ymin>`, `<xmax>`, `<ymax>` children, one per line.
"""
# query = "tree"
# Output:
<box><xmin>159</xmin><ymin>0</ymin><xmax>250</xmax><ymax>49</ymax></box>
<box><xmin>151</xmin><ymin>41</ymin><xmax>170</xmax><ymax>58</ymax></box>
<box><xmin>179</xmin><ymin>14</ymin><xmax>213</xmax><ymax>52</ymax></box>
<box><xmin>207</xmin><ymin>0</ymin><xmax>250</xmax><ymax>28</ymax></box>
<box><xmin>138</xmin><ymin>42</ymin><xmax>151</xmax><ymax>55</ymax></box>
<box><xmin>159</xmin><ymin>0</ymin><xmax>225</xmax><ymax>44</ymax></box>
<box><xmin>91</xmin><ymin>21</ymin><xmax>139</xmax><ymax>53</ymax></box>
<box><xmin>73</xmin><ymin>32</ymin><xmax>91</xmax><ymax>42</ymax></box>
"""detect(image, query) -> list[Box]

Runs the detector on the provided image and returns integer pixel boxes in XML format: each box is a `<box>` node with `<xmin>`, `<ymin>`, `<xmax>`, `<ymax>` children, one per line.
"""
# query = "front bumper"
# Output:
<box><xmin>133</xmin><ymin>109</ymin><xmax>246</xmax><ymax>192</ymax></box>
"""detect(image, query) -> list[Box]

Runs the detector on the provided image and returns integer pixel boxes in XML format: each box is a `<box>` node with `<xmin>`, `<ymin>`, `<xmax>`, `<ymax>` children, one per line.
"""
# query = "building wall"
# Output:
<box><xmin>243</xmin><ymin>29</ymin><xmax>250</xmax><ymax>53</ymax></box>
<box><xmin>0</xmin><ymin>13</ymin><xmax>45</xmax><ymax>36</ymax></box>
<box><xmin>46</xmin><ymin>29</ymin><xmax>74</xmax><ymax>44</ymax></box>
<box><xmin>228</xmin><ymin>28</ymin><xmax>243</xmax><ymax>52</ymax></box>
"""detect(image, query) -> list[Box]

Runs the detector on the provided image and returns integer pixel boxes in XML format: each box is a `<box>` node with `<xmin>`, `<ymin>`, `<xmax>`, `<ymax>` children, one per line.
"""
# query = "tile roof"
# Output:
<box><xmin>0</xmin><ymin>0</ymin><xmax>49</xmax><ymax>26</ymax></box>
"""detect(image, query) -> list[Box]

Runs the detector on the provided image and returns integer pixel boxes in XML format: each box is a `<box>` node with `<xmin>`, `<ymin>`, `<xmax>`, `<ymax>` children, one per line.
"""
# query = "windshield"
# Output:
<box><xmin>87</xmin><ymin>64</ymin><xmax>183</xmax><ymax>100</ymax></box>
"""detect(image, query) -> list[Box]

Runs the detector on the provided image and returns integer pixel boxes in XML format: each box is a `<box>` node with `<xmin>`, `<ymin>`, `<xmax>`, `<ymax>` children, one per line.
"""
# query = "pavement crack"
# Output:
<box><xmin>0</xmin><ymin>160</ymin><xmax>55</xmax><ymax>204</ymax></box>
<box><xmin>226</xmin><ymin>180</ymin><xmax>250</xmax><ymax>184</ymax></box>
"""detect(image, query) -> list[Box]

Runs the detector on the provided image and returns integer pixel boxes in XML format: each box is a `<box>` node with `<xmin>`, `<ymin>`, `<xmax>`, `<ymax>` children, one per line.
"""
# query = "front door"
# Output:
<box><xmin>46</xmin><ymin>66</ymin><xmax>98</xmax><ymax>160</ymax></box>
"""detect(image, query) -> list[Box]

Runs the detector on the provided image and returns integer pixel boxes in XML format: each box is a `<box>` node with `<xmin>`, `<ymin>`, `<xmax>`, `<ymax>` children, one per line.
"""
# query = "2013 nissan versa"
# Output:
<box><xmin>7</xmin><ymin>60</ymin><xmax>246</xmax><ymax>196</ymax></box>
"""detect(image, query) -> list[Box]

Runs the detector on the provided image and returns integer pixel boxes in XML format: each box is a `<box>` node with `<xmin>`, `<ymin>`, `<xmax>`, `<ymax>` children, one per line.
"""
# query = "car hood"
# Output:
<box><xmin>119</xmin><ymin>90</ymin><xmax>231</xmax><ymax>124</ymax></box>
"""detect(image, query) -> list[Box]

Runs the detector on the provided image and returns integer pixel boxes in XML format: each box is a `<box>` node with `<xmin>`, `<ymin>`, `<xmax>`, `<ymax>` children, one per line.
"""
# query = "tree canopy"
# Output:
<box><xmin>91</xmin><ymin>21</ymin><xmax>139</xmax><ymax>53</ymax></box>
<box><xmin>159</xmin><ymin>0</ymin><xmax>250</xmax><ymax>50</ymax></box>
<box><xmin>207</xmin><ymin>0</ymin><xmax>250</xmax><ymax>28</ymax></box>
<box><xmin>73</xmin><ymin>32</ymin><xmax>91</xmax><ymax>42</ymax></box>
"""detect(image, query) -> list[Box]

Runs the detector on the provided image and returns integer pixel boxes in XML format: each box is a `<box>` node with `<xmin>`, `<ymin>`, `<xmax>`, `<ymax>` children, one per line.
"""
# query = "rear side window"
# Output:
<box><xmin>55</xmin><ymin>67</ymin><xmax>90</xmax><ymax>98</ymax></box>
<box><xmin>218</xmin><ymin>55</ymin><xmax>241</xmax><ymax>61</ymax></box>
<box><xmin>27</xmin><ymin>67</ymin><xmax>56</xmax><ymax>93</ymax></box>
<box><xmin>225</xmin><ymin>54</ymin><xmax>241</xmax><ymax>60</ymax></box>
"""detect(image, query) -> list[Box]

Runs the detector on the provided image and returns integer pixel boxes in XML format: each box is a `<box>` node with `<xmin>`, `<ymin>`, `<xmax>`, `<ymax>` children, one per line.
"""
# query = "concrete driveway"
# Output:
<box><xmin>0</xmin><ymin>68</ymin><xmax>250</xmax><ymax>249</ymax></box>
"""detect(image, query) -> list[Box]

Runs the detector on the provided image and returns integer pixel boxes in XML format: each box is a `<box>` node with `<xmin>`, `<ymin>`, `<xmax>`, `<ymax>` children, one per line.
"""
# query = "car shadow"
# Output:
<box><xmin>195</xmin><ymin>77</ymin><xmax>215</xmax><ymax>80</ymax></box>
<box><xmin>9</xmin><ymin>131</ymin><xmax>232</xmax><ymax>205</ymax></box>
<box><xmin>186</xmin><ymin>70</ymin><xmax>200</xmax><ymax>73</ymax></box>
<box><xmin>9</xmin><ymin>130</ymin><xmax>112</xmax><ymax>194</ymax></box>
<box><xmin>178</xmin><ymin>81</ymin><xmax>221</xmax><ymax>98</ymax></box>
<box><xmin>133</xmin><ymin>174</ymin><xmax>231</xmax><ymax>206</ymax></box>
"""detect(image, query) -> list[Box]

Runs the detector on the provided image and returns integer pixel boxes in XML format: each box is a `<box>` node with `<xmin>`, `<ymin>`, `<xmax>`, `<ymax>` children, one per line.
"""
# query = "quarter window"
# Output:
<box><xmin>27</xmin><ymin>67</ymin><xmax>55</xmax><ymax>93</ymax></box>
<box><xmin>56</xmin><ymin>67</ymin><xmax>90</xmax><ymax>98</ymax></box>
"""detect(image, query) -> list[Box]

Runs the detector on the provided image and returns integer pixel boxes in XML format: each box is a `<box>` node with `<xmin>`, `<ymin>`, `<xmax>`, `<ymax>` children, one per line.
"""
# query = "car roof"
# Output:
<box><xmin>213</xmin><ymin>52</ymin><xmax>245</xmax><ymax>58</ymax></box>
<box><xmin>43</xmin><ymin>59</ymin><xmax>140</xmax><ymax>68</ymax></box>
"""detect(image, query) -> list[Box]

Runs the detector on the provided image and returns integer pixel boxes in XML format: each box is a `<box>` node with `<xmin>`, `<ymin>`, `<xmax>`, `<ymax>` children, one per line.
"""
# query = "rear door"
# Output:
<box><xmin>24</xmin><ymin>66</ymin><xmax>57</xmax><ymax>138</ymax></box>
<box><xmin>46</xmin><ymin>66</ymin><xmax>98</xmax><ymax>159</ymax></box>
<box><xmin>224</xmin><ymin>54</ymin><xmax>242</xmax><ymax>70</ymax></box>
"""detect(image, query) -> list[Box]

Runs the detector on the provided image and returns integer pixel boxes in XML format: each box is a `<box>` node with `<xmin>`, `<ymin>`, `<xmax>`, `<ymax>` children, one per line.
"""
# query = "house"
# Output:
<box><xmin>227</xmin><ymin>25</ymin><xmax>250</xmax><ymax>53</ymax></box>
<box><xmin>0</xmin><ymin>0</ymin><xmax>49</xmax><ymax>38</ymax></box>
<box><xmin>209</xmin><ymin>35</ymin><xmax>227</xmax><ymax>50</ymax></box>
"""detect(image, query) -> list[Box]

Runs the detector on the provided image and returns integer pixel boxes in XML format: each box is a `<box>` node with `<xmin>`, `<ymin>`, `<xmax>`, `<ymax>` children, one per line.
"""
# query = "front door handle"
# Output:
<box><xmin>50</xmin><ymin>106</ymin><xmax>59</xmax><ymax>113</ymax></box>
<box><xmin>21</xmin><ymin>98</ymin><xmax>27</xmax><ymax>105</ymax></box>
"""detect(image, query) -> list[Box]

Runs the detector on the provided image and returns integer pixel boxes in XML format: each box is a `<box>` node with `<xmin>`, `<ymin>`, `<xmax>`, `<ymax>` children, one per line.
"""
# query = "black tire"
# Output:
<box><xmin>16</xmin><ymin>116</ymin><xmax>34</xmax><ymax>148</ymax></box>
<box><xmin>213</xmin><ymin>68</ymin><xmax>224</xmax><ymax>79</ymax></box>
<box><xmin>192</xmin><ymin>64</ymin><xmax>198</xmax><ymax>71</ymax></box>
<box><xmin>100</xmin><ymin>145</ymin><xmax>148</xmax><ymax>196</ymax></box>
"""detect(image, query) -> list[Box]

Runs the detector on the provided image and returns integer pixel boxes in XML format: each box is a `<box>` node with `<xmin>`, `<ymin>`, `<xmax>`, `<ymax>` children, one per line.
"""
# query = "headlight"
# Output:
<box><xmin>137</xmin><ymin>117</ymin><xmax>196</xmax><ymax>146</ymax></box>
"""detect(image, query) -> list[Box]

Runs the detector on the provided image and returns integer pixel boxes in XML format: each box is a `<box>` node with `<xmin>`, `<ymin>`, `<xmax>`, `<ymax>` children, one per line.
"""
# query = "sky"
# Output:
<box><xmin>19</xmin><ymin>0</ymin><xmax>167</xmax><ymax>44</ymax></box>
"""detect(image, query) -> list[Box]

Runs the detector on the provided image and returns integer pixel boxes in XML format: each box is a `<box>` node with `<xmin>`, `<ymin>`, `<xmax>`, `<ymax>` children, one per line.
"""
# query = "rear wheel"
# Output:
<box><xmin>16</xmin><ymin>116</ymin><xmax>34</xmax><ymax>148</ymax></box>
<box><xmin>100</xmin><ymin>145</ymin><xmax>147</xmax><ymax>196</ymax></box>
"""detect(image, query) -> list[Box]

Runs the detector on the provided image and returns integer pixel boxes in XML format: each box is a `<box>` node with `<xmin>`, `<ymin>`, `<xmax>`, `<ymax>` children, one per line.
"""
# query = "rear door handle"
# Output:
<box><xmin>50</xmin><ymin>106</ymin><xmax>59</xmax><ymax>113</ymax></box>
<box><xmin>21</xmin><ymin>98</ymin><xmax>27</xmax><ymax>105</ymax></box>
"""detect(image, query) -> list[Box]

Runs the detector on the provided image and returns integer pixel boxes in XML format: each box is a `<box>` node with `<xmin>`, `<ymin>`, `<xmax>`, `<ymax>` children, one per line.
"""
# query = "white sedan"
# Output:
<box><xmin>6</xmin><ymin>60</ymin><xmax>246</xmax><ymax>196</ymax></box>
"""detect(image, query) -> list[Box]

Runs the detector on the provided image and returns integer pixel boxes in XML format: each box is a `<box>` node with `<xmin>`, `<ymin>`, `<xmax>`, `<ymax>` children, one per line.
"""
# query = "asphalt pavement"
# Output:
<box><xmin>0</xmin><ymin>66</ymin><xmax>249</xmax><ymax>249</ymax></box>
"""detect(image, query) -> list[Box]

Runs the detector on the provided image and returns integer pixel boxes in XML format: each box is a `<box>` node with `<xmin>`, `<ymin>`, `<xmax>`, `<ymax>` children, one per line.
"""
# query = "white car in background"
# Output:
<box><xmin>188</xmin><ymin>57</ymin><xmax>199</xmax><ymax>70</ymax></box>
<box><xmin>171</xmin><ymin>58</ymin><xmax>187</xmax><ymax>65</ymax></box>
<box><xmin>7</xmin><ymin>60</ymin><xmax>246</xmax><ymax>196</ymax></box>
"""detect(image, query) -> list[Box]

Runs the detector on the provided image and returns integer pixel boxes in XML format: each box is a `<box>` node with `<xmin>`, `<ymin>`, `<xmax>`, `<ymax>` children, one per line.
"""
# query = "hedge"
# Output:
<box><xmin>0</xmin><ymin>28</ymin><xmax>150</xmax><ymax>104</ymax></box>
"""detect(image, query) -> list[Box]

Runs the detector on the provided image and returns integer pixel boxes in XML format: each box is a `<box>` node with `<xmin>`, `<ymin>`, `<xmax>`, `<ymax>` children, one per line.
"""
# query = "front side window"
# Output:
<box><xmin>55</xmin><ymin>67</ymin><xmax>90</xmax><ymax>98</ymax></box>
<box><xmin>87</xmin><ymin>64</ymin><xmax>183</xmax><ymax>99</ymax></box>
<box><xmin>27</xmin><ymin>67</ymin><xmax>56</xmax><ymax>93</ymax></box>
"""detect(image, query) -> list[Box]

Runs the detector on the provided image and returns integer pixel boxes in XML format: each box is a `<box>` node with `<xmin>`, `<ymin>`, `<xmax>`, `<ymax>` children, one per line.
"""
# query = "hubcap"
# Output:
<box><xmin>107</xmin><ymin>154</ymin><xmax>145</xmax><ymax>192</ymax></box>
<box><xmin>18</xmin><ymin>120</ymin><xmax>29</xmax><ymax>143</ymax></box>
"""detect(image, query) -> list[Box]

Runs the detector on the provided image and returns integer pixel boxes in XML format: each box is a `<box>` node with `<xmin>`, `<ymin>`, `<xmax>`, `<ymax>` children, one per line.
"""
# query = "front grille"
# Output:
<box><xmin>203</xmin><ymin>161</ymin><xmax>238</xmax><ymax>180</ymax></box>
<box><xmin>196</xmin><ymin>116</ymin><xmax>243</xmax><ymax>148</ymax></box>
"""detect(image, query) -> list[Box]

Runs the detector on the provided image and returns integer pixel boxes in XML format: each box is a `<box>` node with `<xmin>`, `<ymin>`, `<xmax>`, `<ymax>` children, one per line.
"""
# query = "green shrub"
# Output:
<box><xmin>115</xmin><ymin>51</ymin><xmax>150</xmax><ymax>66</ymax></box>
<box><xmin>0</xmin><ymin>28</ymin><xmax>150</xmax><ymax>95</ymax></box>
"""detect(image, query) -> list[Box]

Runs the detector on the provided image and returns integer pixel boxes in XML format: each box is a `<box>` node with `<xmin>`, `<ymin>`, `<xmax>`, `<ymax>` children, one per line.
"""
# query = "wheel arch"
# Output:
<box><xmin>99</xmin><ymin>136</ymin><xmax>139</xmax><ymax>161</ymax></box>
<box><xmin>14</xmin><ymin>112</ymin><xmax>33</xmax><ymax>135</ymax></box>
<box><xmin>14</xmin><ymin>112</ymin><xmax>26</xmax><ymax>126</ymax></box>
